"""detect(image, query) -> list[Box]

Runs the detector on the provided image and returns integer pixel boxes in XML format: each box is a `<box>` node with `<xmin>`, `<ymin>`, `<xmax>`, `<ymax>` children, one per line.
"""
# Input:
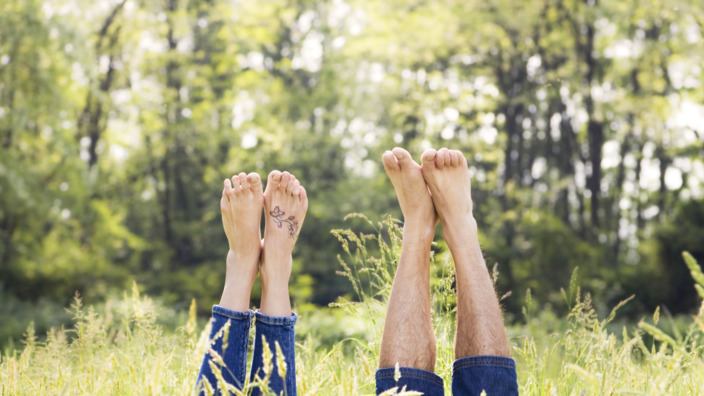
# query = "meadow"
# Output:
<box><xmin>1</xmin><ymin>217</ymin><xmax>703</xmax><ymax>395</ymax></box>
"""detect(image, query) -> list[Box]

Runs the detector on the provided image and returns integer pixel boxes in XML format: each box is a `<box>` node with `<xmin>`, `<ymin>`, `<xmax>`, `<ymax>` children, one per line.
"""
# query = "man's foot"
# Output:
<box><xmin>382</xmin><ymin>147</ymin><xmax>436</xmax><ymax>240</ymax></box>
<box><xmin>260</xmin><ymin>170</ymin><xmax>308</xmax><ymax>316</ymax></box>
<box><xmin>219</xmin><ymin>172</ymin><xmax>264</xmax><ymax>311</ymax></box>
<box><xmin>421</xmin><ymin>149</ymin><xmax>511</xmax><ymax>358</ymax></box>
<box><xmin>379</xmin><ymin>148</ymin><xmax>437</xmax><ymax>372</ymax></box>
<box><xmin>420</xmin><ymin>148</ymin><xmax>476</xmax><ymax>242</ymax></box>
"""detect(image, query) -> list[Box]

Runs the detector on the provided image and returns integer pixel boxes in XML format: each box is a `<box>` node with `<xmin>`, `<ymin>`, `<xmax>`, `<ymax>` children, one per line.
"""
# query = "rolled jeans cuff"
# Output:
<box><xmin>254</xmin><ymin>309</ymin><xmax>298</xmax><ymax>325</ymax></box>
<box><xmin>375</xmin><ymin>367</ymin><xmax>444</xmax><ymax>396</ymax></box>
<box><xmin>212</xmin><ymin>305</ymin><xmax>255</xmax><ymax>320</ymax></box>
<box><xmin>452</xmin><ymin>355</ymin><xmax>516</xmax><ymax>371</ymax></box>
<box><xmin>451</xmin><ymin>355</ymin><xmax>518</xmax><ymax>396</ymax></box>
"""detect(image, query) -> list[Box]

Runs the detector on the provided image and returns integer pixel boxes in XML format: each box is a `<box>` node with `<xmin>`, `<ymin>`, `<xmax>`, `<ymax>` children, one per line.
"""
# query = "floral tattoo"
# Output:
<box><xmin>269</xmin><ymin>206</ymin><xmax>299</xmax><ymax>238</ymax></box>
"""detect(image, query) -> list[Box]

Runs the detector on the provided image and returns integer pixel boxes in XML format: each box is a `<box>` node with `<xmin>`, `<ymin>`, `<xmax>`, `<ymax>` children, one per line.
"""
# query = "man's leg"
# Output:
<box><xmin>250</xmin><ymin>170</ymin><xmax>308</xmax><ymax>396</ymax></box>
<box><xmin>376</xmin><ymin>148</ymin><xmax>444</xmax><ymax>396</ymax></box>
<box><xmin>196</xmin><ymin>172</ymin><xmax>263</xmax><ymax>394</ymax></box>
<box><xmin>422</xmin><ymin>148</ymin><xmax>518</xmax><ymax>395</ymax></box>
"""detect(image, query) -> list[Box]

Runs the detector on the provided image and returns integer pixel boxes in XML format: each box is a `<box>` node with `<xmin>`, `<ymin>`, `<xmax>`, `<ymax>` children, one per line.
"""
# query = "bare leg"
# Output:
<box><xmin>421</xmin><ymin>148</ymin><xmax>511</xmax><ymax>358</ymax></box>
<box><xmin>197</xmin><ymin>172</ymin><xmax>263</xmax><ymax>392</ymax></box>
<box><xmin>219</xmin><ymin>172</ymin><xmax>263</xmax><ymax>312</ymax></box>
<box><xmin>260</xmin><ymin>170</ymin><xmax>308</xmax><ymax>316</ymax></box>
<box><xmin>378</xmin><ymin>148</ymin><xmax>437</xmax><ymax>372</ymax></box>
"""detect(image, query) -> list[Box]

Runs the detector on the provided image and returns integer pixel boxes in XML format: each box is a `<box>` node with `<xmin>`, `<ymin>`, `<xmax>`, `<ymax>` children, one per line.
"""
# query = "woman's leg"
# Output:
<box><xmin>196</xmin><ymin>173</ymin><xmax>263</xmax><ymax>394</ymax></box>
<box><xmin>249</xmin><ymin>170</ymin><xmax>308</xmax><ymax>396</ymax></box>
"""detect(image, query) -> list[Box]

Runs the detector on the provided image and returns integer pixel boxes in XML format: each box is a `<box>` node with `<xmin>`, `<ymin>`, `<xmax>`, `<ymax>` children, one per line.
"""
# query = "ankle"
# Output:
<box><xmin>259</xmin><ymin>284</ymin><xmax>292</xmax><ymax>316</ymax></box>
<box><xmin>441</xmin><ymin>215</ymin><xmax>478</xmax><ymax>248</ymax></box>
<box><xmin>402</xmin><ymin>220</ymin><xmax>436</xmax><ymax>244</ymax></box>
<box><xmin>260</xmin><ymin>252</ymin><xmax>292</xmax><ymax>283</ymax></box>
<box><xmin>226</xmin><ymin>248</ymin><xmax>259</xmax><ymax>266</ymax></box>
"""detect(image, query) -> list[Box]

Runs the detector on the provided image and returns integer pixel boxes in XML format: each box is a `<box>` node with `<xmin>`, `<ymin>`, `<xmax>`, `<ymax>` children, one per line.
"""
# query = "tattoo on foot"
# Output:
<box><xmin>269</xmin><ymin>206</ymin><xmax>299</xmax><ymax>238</ymax></box>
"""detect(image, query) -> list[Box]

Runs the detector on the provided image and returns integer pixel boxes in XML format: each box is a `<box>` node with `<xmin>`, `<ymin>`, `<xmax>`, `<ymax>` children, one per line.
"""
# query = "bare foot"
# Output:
<box><xmin>382</xmin><ymin>147</ymin><xmax>436</xmax><ymax>240</ymax></box>
<box><xmin>219</xmin><ymin>172</ymin><xmax>263</xmax><ymax>311</ymax></box>
<box><xmin>260</xmin><ymin>170</ymin><xmax>308</xmax><ymax>316</ymax></box>
<box><xmin>420</xmin><ymin>148</ymin><xmax>475</xmax><ymax>242</ymax></box>
<box><xmin>422</xmin><ymin>148</ymin><xmax>511</xmax><ymax>358</ymax></box>
<box><xmin>379</xmin><ymin>147</ymin><xmax>438</xmax><ymax>372</ymax></box>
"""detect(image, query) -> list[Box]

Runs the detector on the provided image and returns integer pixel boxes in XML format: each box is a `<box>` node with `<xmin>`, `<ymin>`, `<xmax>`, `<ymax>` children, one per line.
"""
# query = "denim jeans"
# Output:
<box><xmin>376</xmin><ymin>356</ymin><xmax>518</xmax><ymax>395</ymax></box>
<box><xmin>195</xmin><ymin>305</ymin><xmax>297</xmax><ymax>396</ymax></box>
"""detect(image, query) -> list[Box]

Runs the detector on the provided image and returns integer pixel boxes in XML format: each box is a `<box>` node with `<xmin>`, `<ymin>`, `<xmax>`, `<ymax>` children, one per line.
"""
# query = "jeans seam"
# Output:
<box><xmin>238</xmin><ymin>319</ymin><xmax>250</xmax><ymax>385</ymax></box>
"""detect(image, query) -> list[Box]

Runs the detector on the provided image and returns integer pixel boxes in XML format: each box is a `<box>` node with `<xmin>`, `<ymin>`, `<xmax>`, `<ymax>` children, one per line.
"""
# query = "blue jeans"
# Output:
<box><xmin>376</xmin><ymin>356</ymin><xmax>518</xmax><ymax>395</ymax></box>
<box><xmin>195</xmin><ymin>305</ymin><xmax>297</xmax><ymax>395</ymax></box>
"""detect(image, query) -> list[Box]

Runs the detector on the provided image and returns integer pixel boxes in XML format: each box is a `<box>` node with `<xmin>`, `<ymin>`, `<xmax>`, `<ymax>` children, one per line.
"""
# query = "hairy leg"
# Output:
<box><xmin>378</xmin><ymin>147</ymin><xmax>437</xmax><ymax>372</ymax></box>
<box><xmin>260</xmin><ymin>170</ymin><xmax>308</xmax><ymax>316</ymax></box>
<box><xmin>421</xmin><ymin>148</ymin><xmax>511</xmax><ymax>358</ymax></box>
<box><xmin>219</xmin><ymin>172</ymin><xmax>263</xmax><ymax>312</ymax></box>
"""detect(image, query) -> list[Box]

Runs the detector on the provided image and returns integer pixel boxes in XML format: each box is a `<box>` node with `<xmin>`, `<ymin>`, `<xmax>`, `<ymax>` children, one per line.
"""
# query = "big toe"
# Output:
<box><xmin>421</xmin><ymin>149</ymin><xmax>438</xmax><ymax>168</ymax></box>
<box><xmin>248</xmin><ymin>172</ymin><xmax>262</xmax><ymax>193</ymax></box>
<box><xmin>382</xmin><ymin>150</ymin><xmax>400</xmax><ymax>172</ymax></box>
<box><xmin>391</xmin><ymin>147</ymin><xmax>414</xmax><ymax>168</ymax></box>
<box><xmin>266</xmin><ymin>170</ymin><xmax>282</xmax><ymax>193</ymax></box>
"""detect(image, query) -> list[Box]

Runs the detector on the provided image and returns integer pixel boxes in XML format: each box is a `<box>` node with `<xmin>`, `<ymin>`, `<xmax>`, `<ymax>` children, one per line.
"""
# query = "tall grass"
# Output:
<box><xmin>1</xmin><ymin>216</ymin><xmax>703</xmax><ymax>395</ymax></box>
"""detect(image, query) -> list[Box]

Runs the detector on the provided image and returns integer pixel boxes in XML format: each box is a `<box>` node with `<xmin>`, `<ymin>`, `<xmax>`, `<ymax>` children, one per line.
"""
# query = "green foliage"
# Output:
<box><xmin>0</xmin><ymin>285</ymin><xmax>200</xmax><ymax>394</ymax></box>
<box><xmin>619</xmin><ymin>199</ymin><xmax>704</xmax><ymax>316</ymax></box>
<box><xmin>3</xmin><ymin>226</ymin><xmax>704</xmax><ymax>394</ymax></box>
<box><xmin>2</xmin><ymin>0</ymin><xmax>704</xmax><ymax>347</ymax></box>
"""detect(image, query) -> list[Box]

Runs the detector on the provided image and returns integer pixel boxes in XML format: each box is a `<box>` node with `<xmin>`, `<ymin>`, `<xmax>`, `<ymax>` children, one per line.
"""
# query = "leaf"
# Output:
<box><xmin>683</xmin><ymin>252</ymin><xmax>704</xmax><ymax>300</ymax></box>
<box><xmin>638</xmin><ymin>321</ymin><xmax>684</xmax><ymax>353</ymax></box>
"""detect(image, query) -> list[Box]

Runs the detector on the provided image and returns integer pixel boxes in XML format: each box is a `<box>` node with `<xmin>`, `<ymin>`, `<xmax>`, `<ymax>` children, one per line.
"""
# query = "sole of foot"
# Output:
<box><xmin>221</xmin><ymin>172</ymin><xmax>263</xmax><ymax>265</ymax></box>
<box><xmin>420</xmin><ymin>148</ymin><xmax>476</xmax><ymax>239</ymax></box>
<box><xmin>219</xmin><ymin>172</ymin><xmax>263</xmax><ymax>310</ymax></box>
<box><xmin>382</xmin><ymin>147</ymin><xmax>436</xmax><ymax>239</ymax></box>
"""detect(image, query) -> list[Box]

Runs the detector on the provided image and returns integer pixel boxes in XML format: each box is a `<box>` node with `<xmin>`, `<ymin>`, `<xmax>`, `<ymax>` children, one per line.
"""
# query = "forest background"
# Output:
<box><xmin>1</xmin><ymin>0</ymin><xmax>703</xmax><ymax>349</ymax></box>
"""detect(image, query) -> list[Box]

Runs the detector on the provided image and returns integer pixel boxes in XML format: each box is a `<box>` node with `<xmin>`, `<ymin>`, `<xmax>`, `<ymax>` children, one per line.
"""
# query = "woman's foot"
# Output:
<box><xmin>260</xmin><ymin>170</ymin><xmax>308</xmax><ymax>316</ymax></box>
<box><xmin>219</xmin><ymin>172</ymin><xmax>264</xmax><ymax>312</ymax></box>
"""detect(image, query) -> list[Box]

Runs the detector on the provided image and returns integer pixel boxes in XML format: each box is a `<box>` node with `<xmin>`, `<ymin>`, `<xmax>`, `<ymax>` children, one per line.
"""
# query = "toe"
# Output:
<box><xmin>382</xmin><ymin>150</ymin><xmax>400</xmax><ymax>171</ymax></box>
<box><xmin>291</xmin><ymin>179</ymin><xmax>301</xmax><ymax>195</ymax></box>
<box><xmin>248</xmin><ymin>172</ymin><xmax>262</xmax><ymax>192</ymax></box>
<box><xmin>285</xmin><ymin>174</ymin><xmax>297</xmax><ymax>194</ymax></box>
<box><xmin>455</xmin><ymin>150</ymin><xmax>468</xmax><ymax>167</ymax></box>
<box><xmin>267</xmin><ymin>170</ymin><xmax>282</xmax><ymax>189</ymax></box>
<box><xmin>298</xmin><ymin>185</ymin><xmax>308</xmax><ymax>206</ymax></box>
<box><xmin>391</xmin><ymin>147</ymin><xmax>413</xmax><ymax>168</ymax></box>
<box><xmin>449</xmin><ymin>151</ymin><xmax>459</xmax><ymax>166</ymax></box>
<box><xmin>421</xmin><ymin>149</ymin><xmax>437</xmax><ymax>167</ymax></box>
<box><xmin>238</xmin><ymin>172</ymin><xmax>249</xmax><ymax>190</ymax></box>
<box><xmin>280</xmin><ymin>171</ymin><xmax>291</xmax><ymax>192</ymax></box>
<box><xmin>223</xmin><ymin>178</ymin><xmax>234</xmax><ymax>198</ymax></box>
<box><xmin>436</xmin><ymin>148</ymin><xmax>448</xmax><ymax>168</ymax></box>
<box><xmin>231</xmin><ymin>175</ymin><xmax>243</xmax><ymax>193</ymax></box>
